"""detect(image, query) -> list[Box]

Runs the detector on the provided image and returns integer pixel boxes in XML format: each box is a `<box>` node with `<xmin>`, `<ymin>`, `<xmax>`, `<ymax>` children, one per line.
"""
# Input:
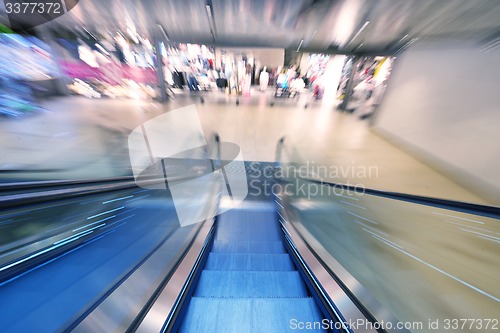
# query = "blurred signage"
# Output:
<box><xmin>60</xmin><ymin>61</ymin><xmax>158</xmax><ymax>84</ymax></box>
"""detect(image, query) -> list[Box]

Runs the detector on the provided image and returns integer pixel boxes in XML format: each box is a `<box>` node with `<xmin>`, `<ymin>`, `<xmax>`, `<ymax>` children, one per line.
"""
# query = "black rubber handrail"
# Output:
<box><xmin>0</xmin><ymin>176</ymin><xmax>136</xmax><ymax>190</ymax></box>
<box><xmin>0</xmin><ymin>133</ymin><xmax>223</xmax><ymax>210</ymax></box>
<box><xmin>0</xmin><ymin>178</ymin><xmax>160</xmax><ymax>210</ymax></box>
<box><xmin>302</xmin><ymin>178</ymin><xmax>500</xmax><ymax>219</ymax></box>
<box><xmin>275</xmin><ymin>136</ymin><xmax>500</xmax><ymax>219</ymax></box>
<box><xmin>1</xmin><ymin>133</ymin><xmax>223</xmax><ymax>192</ymax></box>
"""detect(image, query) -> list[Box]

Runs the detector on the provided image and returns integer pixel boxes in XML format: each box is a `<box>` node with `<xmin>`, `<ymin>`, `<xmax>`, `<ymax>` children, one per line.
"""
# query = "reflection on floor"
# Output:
<box><xmin>0</xmin><ymin>90</ymin><xmax>487</xmax><ymax>204</ymax></box>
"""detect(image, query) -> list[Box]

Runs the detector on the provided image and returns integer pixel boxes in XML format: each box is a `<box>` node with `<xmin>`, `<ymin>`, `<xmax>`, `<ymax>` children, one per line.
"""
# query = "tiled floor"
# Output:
<box><xmin>0</xmin><ymin>90</ymin><xmax>487</xmax><ymax>204</ymax></box>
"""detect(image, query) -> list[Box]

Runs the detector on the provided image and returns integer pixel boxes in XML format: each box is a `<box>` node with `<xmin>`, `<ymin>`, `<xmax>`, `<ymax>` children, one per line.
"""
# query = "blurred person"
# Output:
<box><xmin>259</xmin><ymin>67</ymin><xmax>269</xmax><ymax>92</ymax></box>
<box><xmin>277</xmin><ymin>70</ymin><xmax>287</xmax><ymax>88</ymax></box>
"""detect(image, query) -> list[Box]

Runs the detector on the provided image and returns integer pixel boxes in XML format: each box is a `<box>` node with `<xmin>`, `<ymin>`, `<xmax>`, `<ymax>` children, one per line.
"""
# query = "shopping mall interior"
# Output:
<box><xmin>0</xmin><ymin>1</ymin><xmax>499</xmax><ymax>333</ymax></box>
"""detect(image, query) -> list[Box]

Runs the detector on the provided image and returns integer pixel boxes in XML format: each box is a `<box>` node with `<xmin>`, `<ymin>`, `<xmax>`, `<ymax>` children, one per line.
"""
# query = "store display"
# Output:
<box><xmin>338</xmin><ymin>56</ymin><xmax>394</xmax><ymax>118</ymax></box>
<box><xmin>162</xmin><ymin>43</ymin><xmax>216</xmax><ymax>93</ymax></box>
<box><xmin>304</xmin><ymin>54</ymin><xmax>330</xmax><ymax>90</ymax></box>
<box><xmin>0</xmin><ymin>33</ymin><xmax>57</xmax><ymax>81</ymax></box>
<box><xmin>0</xmin><ymin>33</ymin><xmax>57</xmax><ymax>116</ymax></box>
<box><xmin>54</xmin><ymin>31</ymin><xmax>159</xmax><ymax>99</ymax></box>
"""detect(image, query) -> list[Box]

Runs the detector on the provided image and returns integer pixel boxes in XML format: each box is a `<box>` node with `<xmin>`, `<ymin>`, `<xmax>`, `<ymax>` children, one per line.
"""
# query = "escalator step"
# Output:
<box><xmin>215</xmin><ymin>219</ymin><xmax>281</xmax><ymax>242</ymax></box>
<box><xmin>218</xmin><ymin>208</ymin><xmax>277</xmax><ymax>224</ymax></box>
<box><xmin>205</xmin><ymin>253</ymin><xmax>295</xmax><ymax>271</ymax></box>
<box><xmin>211</xmin><ymin>240</ymin><xmax>285</xmax><ymax>253</ymax></box>
<box><xmin>194</xmin><ymin>271</ymin><xmax>307</xmax><ymax>297</ymax></box>
<box><xmin>178</xmin><ymin>297</ymin><xmax>325</xmax><ymax>333</ymax></box>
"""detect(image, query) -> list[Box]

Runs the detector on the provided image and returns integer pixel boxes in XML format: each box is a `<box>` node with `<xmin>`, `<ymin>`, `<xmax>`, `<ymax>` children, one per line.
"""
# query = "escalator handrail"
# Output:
<box><xmin>0</xmin><ymin>133</ymin><xmax>223</xmax><ymax>209</ymax></box>
<box><xmin>275</xmin><ymin>136</ymin><xmax>500</xmax><ymax>219</ymax></box>
<box><xmin>0</xmin><ymin>133</ymin><xmax>223</xmax><ymax>192</ymax></box>
<box><xmin>300</xmin><ymin>178</ymin><xmax>500</xmax><ymax>219</ymax></box>
<box><xmin>0</xmin><ymin>177</ymin><xmax>161</xmax><ymax>209</ymax></box>
<box><xmin>0</xmin><ymin>176</ymin><xmax>137</xmax><ymax>190</ymax></box>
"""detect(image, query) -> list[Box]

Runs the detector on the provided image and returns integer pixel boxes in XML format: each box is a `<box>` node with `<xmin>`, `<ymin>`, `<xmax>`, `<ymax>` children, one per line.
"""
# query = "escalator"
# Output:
<box><xmin>178</xmin><ymin>204</ymin><xmax>325</xmax><ymax>332</ymax></box>
<box><xmin>1</xmin><ymin>136</ymin><xmax>498</xmax><ymax>333</ymax></box>
<box><xmin>134</xmin><ymin>161</ymin><xmax>370</xmax><ymax>333</ymax></box>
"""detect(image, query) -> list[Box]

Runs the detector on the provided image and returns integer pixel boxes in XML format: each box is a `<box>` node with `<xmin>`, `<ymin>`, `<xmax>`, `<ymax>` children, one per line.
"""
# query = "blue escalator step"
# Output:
<box><xmin>205</xmin><ymin>253</ymin><xmax>295</xmax><ymax>271</ymax></box>
<box><xmin>194</xmin><ymin>271</ymin><xmax>307</xmax><ymax>297</ymax></box>
<box><xmin>211</xmin><ymin>240</ymin><xmax>285</xmax><ymax>253</ymax></box>
<box><xmin>215</xmin><ymin>219</ymin><xmax>281</xmax><ymax>242</ymax></box>
<box><xmin>178</xmin><ymin>297</ymin><xmax>326</xmax><ymax>333</ymax></box>
<box><xmin>219</xmin><ymin>208</ymin><xmax>277</xmax><ymax>225</ymax></box>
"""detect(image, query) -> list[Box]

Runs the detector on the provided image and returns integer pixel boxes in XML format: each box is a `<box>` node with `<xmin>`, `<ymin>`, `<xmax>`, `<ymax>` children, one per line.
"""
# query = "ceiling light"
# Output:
<box><xmin>158</xmin><ymin>24</ymin><xmax>170</xmax><ymax>41</ymax></box>
<box><xmin>395</xmin><ymin>37</ymin><xmax>419</xmax><ymax>54</ymax></box>
<box><xmin>347</xmin><ymin>21</ymin><xmax>370</xmax><ymax>46</ymax></box>
<box><xmin>82</xmin><ymin>27</ymin><xmax>97</xmax><ymax>40</ymax></box>
<box><xmin>205</xmin><ymin>4</ymin><xmax>217</xmax><ymax>40</ymax></box>
<box><xmin>398</xmin><ymin>34</ymin><xmax>409</xmax><ymax>43</ymax></box>
<box><xmin>297</xmin><ymin>39</ymin><xmax>304</xmax><ymax>52</ymax></box>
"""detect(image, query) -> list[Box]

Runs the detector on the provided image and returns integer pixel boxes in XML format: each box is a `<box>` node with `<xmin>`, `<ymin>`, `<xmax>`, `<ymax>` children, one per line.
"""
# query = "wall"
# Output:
<box><xmin>250</xmin><ymin>48</ymin><xmax>285</xmax><ymax>68</ymax></box>
<box><xmin>373</xmin><ymin>40</ymin><xmax>500</xmax><ymax>203</ymax></box>
<box><xmin>215</xmin><ymin>47</ymin><xmax>284</xmax><ymax>69</ymax></box>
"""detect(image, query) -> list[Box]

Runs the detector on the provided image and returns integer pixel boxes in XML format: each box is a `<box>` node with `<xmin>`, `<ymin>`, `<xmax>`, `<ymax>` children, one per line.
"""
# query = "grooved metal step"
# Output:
<box><xmin>194</xmin><ymin>271</ymin><xmax>307</xmax><ymax>298</ymax></box>
<box><xmin>211</xmin><ymin>240</ymin><xmax>286</xmax><ymax>253</ymax></box>
<box><xmin>215</xmin><ymin>219</ymin><xmax>282</xmax><ymax>242</ymax></box>
<box><xmin>178</xmin><ymin>205</ymin><xmax>326</xmax><ymax>332</ymax></box>
<box><xmin>204</xmin><ymin>253</ymin><xmax>295</xmax><ymax>271</ymax></box>
<box><xmin>178</xmin><ymin>297</ymin><xmax>326</xmax><ymax>333</ymax></box>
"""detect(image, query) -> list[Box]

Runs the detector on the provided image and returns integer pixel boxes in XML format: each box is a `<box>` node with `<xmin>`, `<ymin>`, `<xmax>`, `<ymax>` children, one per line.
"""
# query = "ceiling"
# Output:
<box><xmin>3</xmin><ymin>0</ymin><xmax>500</xmax><ymax>54</ymax></box>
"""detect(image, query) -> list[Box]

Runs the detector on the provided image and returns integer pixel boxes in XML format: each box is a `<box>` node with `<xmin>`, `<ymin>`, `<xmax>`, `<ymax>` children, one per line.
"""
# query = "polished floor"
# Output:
<box><xmin>0</xmin><ymin>90</ymin><xmax>487</xmax><ymax>204</ymax></box>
